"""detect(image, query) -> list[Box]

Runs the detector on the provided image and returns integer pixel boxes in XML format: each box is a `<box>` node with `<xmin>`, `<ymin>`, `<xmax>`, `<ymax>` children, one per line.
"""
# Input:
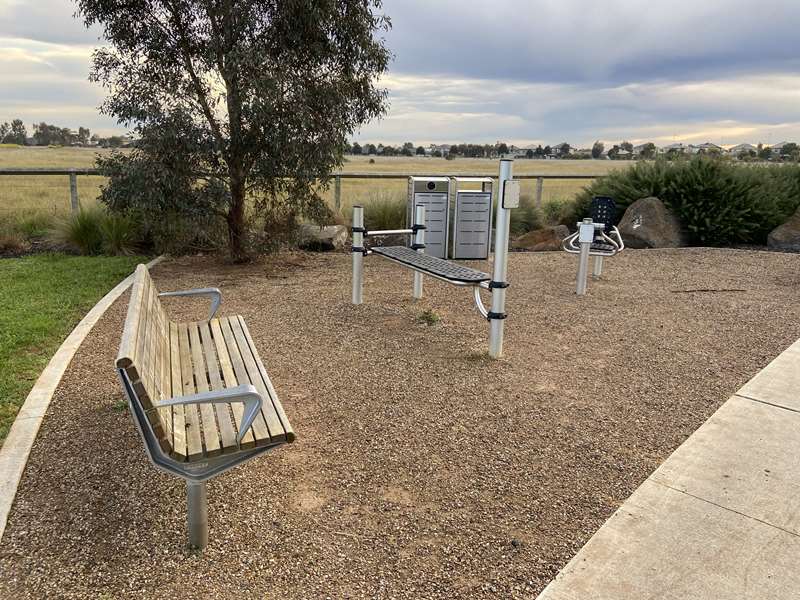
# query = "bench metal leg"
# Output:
<box><xmin>352</xmin><ymin>205</ymin><xmax>364</xmax><ymax>305</ymax></box>
<box><xmin>187</xmin><ymin>481</ymin><xmax>208</xmax><ymax>549</ymax></box>
<box><xmin>592</xmin><ymin>255</ymin><xmax>604</xmax><ymax>279</ymax></box>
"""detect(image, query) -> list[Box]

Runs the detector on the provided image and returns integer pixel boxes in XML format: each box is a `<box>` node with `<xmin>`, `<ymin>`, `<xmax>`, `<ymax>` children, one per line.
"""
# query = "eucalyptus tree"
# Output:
<box><xmin>78</xmin><ymin>0</ymin><xmax>391</xmax><ymax>260</ymax></box>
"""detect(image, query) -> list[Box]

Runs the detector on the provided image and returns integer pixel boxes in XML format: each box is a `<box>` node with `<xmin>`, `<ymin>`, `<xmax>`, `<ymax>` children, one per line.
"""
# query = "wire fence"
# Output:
<box><xmin>0</xmin><ymin>168</ymin><xmax>606</xmax><ymax>217</ymax></box>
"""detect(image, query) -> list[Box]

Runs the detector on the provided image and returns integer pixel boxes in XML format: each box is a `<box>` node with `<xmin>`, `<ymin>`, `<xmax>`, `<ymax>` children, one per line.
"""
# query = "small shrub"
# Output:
<box><xmin>51</xmin><ymin>207</ymin><xmax>106</xmax><ymax>255</ymax></box>
<box><xmin>343</xmin><ymin>191</ymin><xmax>407</xmax><ymax>231</ymax></box>
<box><xmin>417</xmin><ymin>308</ymin><xmax>440</xmax><ymax>326</ymax></box>
<box><xmin>508</xmin><ymin>193</ymin><xmax>543</xmax><ymax>237</ymax></box>
<box><xmin>49</xmin><ymin>207</ymin><xmax>144</xmax><ymax>256</ymax></box>
<box><xmin>101</xmin><ymin>213</ymin><xmax>140</xmax><ymax>255</ymax></box>
<box><xmin>17</xmin><ymin>212</ymin><xmax>55</xmax><ymax>238</ymax></box>
<box><xmin>542</xmin><ymin>197</ymin><xmax>576</xmax><ymax>226</ymax></box>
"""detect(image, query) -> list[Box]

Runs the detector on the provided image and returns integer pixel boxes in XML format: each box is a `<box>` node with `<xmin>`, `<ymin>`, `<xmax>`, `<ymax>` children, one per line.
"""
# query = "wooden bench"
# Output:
<box><xmin>115</xmin><ymin>264</ymin><xmax>294</xmax><ymax>547</ymax></box>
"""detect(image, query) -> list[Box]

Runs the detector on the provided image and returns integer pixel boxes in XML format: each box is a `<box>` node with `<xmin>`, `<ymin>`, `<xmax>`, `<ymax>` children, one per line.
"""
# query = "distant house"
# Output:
<box><xmin>729</xmin><ymin>143</ymin><xmax>757</xmax><ymax>156</ymax></box>
<box><xmin>632</xmin><ymin>143</ymin><xmax>656</xmax><ymax>156</ymax></box>
<box><xmin>688</xmin><ymin>142</ymin><xmax>724</xmax><ymax>154</ymax></box>
<box><xmin>659</xmin><ymin>142</ymin><xmax>686</xmax><ymax>154</ymax></box>
<box><xmin>771</xmin><ymin>141</ymin><xmax>792</xmax><ymax>156</ymax></box>
<box><xmin>428</xmin><ymin>144</ymin><xmax>450</xmax><ymax>156</ymax></box>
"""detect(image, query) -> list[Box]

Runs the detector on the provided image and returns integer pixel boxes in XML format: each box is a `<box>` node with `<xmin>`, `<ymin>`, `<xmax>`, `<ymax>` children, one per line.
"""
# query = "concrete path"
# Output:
<box><xmin>538</xmin><ymin>338</ymin><xmax>800</xmax><ymax>600</ymax></box>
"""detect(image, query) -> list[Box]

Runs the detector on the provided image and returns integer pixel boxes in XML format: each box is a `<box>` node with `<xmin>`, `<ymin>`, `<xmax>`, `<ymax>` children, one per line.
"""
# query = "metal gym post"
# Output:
<box><xmin>488</xmin><ymin>159</ymin><xmax>517</xmax><ymax>358</ymax></box>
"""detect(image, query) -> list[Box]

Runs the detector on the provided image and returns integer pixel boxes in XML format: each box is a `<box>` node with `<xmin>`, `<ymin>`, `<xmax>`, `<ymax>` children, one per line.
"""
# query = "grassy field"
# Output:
<box><xmin>0</xmin><ymin>146</ymin><xmax>629</xmax><ymax>221</ymax></box>
<box><xmin>0</xmin><ymin>253</ymin><xmax>146</xmax><ymax>444</ymax></box>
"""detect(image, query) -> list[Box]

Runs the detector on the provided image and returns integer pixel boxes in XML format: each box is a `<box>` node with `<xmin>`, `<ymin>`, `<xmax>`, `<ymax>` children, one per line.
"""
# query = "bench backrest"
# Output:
<box><xmin>116</xmin><ymin>264</ymin><xmax>172</xmax><ymax>446</ymax></box>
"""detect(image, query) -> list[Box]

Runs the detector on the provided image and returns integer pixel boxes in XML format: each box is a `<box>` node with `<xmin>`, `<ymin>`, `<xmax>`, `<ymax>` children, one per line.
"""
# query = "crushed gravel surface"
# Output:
<box><xmin>1</xmin><ymin>248</ymin><xmax>799</xmax><ymax>599</ymax></box>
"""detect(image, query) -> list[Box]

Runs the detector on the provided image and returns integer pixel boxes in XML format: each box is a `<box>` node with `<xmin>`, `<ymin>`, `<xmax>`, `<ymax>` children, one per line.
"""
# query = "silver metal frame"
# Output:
<box><xmin>158</xmin><ymin>288</ymin><xmax>222</xmax><ymax>320</ymax></box>
<box><xmin>488</xmin><ymin>160</ymin><xmax>514</xmax><ymax>358</ymax></box>
<box><xmin>352</xmin><ymin>160</ymin><xmax>516</xmax><ymax>358</ymax></box>
<box><xmin>412</xmin><ymin>205</ymin><xmax>425</xmax><ymax>299</ymax></box>
<box><xmin>561</xmin><ymin>218</ymin><xmax>625</xmax><ymax>296</ymax></box>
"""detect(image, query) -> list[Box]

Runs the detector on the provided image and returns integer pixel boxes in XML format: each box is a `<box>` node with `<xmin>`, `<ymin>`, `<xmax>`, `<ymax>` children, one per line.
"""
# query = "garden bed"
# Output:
<box><xmin>1</xmin><ymin>248</ymin><xmax>798</xmax><ymax>598</ymax></box>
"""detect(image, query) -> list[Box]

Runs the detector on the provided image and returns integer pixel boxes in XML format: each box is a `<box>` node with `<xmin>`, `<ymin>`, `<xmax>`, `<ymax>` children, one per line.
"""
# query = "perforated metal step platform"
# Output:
<box><xmin>371</xmin><ymin>246</ymin><xmax>490</xmax><ymax>284</ymax></box>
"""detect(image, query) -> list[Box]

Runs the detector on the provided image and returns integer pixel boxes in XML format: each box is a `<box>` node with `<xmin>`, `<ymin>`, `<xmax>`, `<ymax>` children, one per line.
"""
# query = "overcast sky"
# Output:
<box><xmin>1</xmin><ymin>0</ymin><xmax>799</xmax><ymax>146</ymax></box>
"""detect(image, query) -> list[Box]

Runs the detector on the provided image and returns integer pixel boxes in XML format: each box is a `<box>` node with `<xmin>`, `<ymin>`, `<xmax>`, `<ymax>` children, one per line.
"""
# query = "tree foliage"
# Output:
<box><xmin>78</xmin><ymin>0</ymin><xmax>391</xmax><ymax>261</ymax></box>
<box><xmin>591</xmin><ymin>140</ymin><xmax>604</xmax><ymax>159</ymax></box>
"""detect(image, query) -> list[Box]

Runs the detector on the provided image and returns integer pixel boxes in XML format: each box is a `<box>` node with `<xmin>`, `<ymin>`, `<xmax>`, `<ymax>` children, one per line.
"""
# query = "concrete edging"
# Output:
<box><xmin>0</xmin><ymin>256</ymin><xmax>163</xmax><ymax>543</ymax></box>
<box><xmin>536</xmin><ymin>335</ymin><xmax>800</xmax><ymax>599</ymax></box>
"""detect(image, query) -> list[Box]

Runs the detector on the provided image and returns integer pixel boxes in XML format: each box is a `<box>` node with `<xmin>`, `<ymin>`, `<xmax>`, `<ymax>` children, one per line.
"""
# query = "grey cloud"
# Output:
<box><xmin>383</xmin><ymin>0</ymin><xmax>800</xmax><ymax>85</ymax></box>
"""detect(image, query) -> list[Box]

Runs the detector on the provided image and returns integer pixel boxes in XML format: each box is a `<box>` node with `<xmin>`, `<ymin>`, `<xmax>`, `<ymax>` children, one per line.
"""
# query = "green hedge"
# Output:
<box><xmin>571</xmin><ymin>157</ymin><xmax>800</xmax><ymax>246</ymax></box>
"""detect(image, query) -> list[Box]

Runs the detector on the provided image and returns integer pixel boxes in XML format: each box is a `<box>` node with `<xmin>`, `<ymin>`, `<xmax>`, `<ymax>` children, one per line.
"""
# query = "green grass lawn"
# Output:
<box><xmin>0</xmin><ymin>254</ymin><xmax>146</xmax><ymax>443</ymax></box>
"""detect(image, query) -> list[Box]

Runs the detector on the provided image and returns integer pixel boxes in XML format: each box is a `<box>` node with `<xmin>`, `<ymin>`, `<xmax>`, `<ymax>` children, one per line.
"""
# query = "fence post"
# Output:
<box><xmin>69</xmin><ymin>170</ymin><xmax>79</xmax><ymax>213</ymax></box>
<box><xmin>534</xmin><ymin>176</ymin><xmax>544</xmax><ymax>209</ymax></box>
<box><xmin>334</xmin><ymin>175</ymin><xmax>342</xmax><ymax>213</ymax></box>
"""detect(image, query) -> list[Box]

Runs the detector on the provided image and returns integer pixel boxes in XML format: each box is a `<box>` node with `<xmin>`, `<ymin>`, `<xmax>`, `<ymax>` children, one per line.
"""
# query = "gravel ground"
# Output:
<box><xmin>1</xmin><ymin>248</ymin><xmax>799</xmax><ymax>599</ymax></box>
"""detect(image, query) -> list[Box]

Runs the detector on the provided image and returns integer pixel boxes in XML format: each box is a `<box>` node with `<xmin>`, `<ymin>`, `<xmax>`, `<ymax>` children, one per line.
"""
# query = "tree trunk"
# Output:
<box><xmin>227</xmin><ymin>172</ymin><xmax>249</xmax><ymax>263</ymax></box>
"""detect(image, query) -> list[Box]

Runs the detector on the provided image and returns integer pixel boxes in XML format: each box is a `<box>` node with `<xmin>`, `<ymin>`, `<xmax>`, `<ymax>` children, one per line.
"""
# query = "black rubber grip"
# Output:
<box><xmin>486</xmin><ymin>311</ymin><xmax>507</xmax><ymax>320</ymax></box>
<box><xmin>351</xmin><ymin>226</ymin><xmax>367</xmax><ymax>234</ymax></box>
<box><xmin>411</xmin><ymin>224</ymin><xmax>427</xmax><ymax>232</ymax></box>
<box><xmin>410</xmin><ymin>243</ymin><xmax>426</xmax><ymax>250</ymax></box>
<box><xmin>351</xmin><ymin>246</ymin><xmax>365</xmax><ymax>253</ymax></box>
<box><xmin>488</xmin><ymin>281</ymin><xmax>509</xmax><ymax>289</ymax></box>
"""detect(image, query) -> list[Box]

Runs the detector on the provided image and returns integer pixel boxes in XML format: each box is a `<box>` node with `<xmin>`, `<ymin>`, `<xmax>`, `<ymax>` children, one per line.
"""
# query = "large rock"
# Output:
<box><xmin>512</xmin><ymin>225</ymin><xmax>570</xmax><ymax>251</ymax></box>
<box><xmin>298</xmin><ymin>224</ymin><xmax>348</xmax><ymax>252</ymax></box>
<box><xmin>618</xmin><ymin>197</ymin><xmax>688</xmax><ymax>248</ymax></box>
<box><xmin>768</xmin><ymin>206</ymin><xmax>800</xmax><ymax>251</ymax></box>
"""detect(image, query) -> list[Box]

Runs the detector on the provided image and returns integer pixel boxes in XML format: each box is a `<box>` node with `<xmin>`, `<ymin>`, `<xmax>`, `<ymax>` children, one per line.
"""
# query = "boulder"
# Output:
<box><xmin>618</xmin><ymin>197</ymin><xmax>687</xmax><ymax>248</ymax></box>
<box><xmin>768</xmin><ymin>206</ymin><xmax>800</xmax><ymax>251</ymax></box>
<box><xmin>298</xmin><ymin>224</ymin><xmax>348</xmax><ymax>252</ymax></box>
<box><xmin>511</xmin><ymin>225</ymin><xmax>570</xmax><ymax>251</ymax></box>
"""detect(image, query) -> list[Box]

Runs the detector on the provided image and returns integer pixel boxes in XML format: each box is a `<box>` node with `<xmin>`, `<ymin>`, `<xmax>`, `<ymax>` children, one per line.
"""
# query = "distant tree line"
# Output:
<box><xmin>0</xmin><ymin>118</ymin><xmax>132</xmax><ymax>148</ymax></box>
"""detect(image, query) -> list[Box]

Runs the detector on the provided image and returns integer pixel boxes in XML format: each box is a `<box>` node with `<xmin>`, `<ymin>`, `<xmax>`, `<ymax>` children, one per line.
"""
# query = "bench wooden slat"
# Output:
<box><xmin>238</xmin><ymin>316</ymin><xmax>296</xmax><ymax>443</ymax></box>
<box><xmin>218</xmin><ymin>317</ymin><xmax>273</xmax><ymax>445</ymax></box>
<box><xmin>229</xmin><ymin>316</ymin><xmax>287</xmax><ymax>443</ymax></box>
<box><xmin>116</xmin><ymin>264</ymin><xmax>148</xmax><ymax>369</ymax></box>
<box><xmin>169</xmin><ymin>321</ymin><xmax>187</xmax><ymax>460</ymax></box>
<box><xmin>189</xmin><ymin>322</ymin><xmax>222</xmax><ymax>457</ymax></box>
<box><xmin>199</xmin><ymin>322</ymin><xmax>239</xmax><ymax>453</ymax></box>
<box><xmin>178</xmin><ymin>323</ymin><xmax>204</xmax><ymax>461</ymax></box>
<box><xmin>209</xmin><ymin>319</ymin><xmax>257</xmax><ymax>449</ymax></box>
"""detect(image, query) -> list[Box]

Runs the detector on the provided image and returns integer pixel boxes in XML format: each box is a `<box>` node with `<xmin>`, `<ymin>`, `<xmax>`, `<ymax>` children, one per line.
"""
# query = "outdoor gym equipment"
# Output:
<box><xmin>561</xmin><ymin>196</ymin><xmax>625</xmax><ymax>295</ymax></box>
<box><xmin>352</xmin><ymin>159</ymin><xmax>519</xmax><ymax>358</ymax></box>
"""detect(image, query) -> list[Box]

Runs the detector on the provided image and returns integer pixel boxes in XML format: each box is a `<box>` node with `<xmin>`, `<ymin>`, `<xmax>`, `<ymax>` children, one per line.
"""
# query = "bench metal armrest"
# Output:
<box><xmin>157</xmin><ymin>384</ymin><xmax>262</xmax><ymax>444</ymax></box>
<box><xmin>159</xmin><ymin>287</ymin><xmax>222</xmax><ymax>320</ymax></box>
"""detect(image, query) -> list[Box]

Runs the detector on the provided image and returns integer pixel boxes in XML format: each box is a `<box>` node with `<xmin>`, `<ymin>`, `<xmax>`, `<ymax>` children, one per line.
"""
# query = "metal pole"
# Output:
<box><xmin>535</xmin><ymin>176</ymin><xmax>544</xmax><ymax>209</ymax></box>
<box><xmin>334</xmin><ymin>175</ymin><xmax>342</xmax><ymax>213</ymax></box>
<box><xmin>592</xmin><ymin>255</ymin><xmax>604</xmax><ymax>279</ymax></box>
<box><xmin>488</xmin><ymin>159</ymin><xmax>513</xmax><ymax>358</ymax></box>
<box><xmin>412</xmin><ymin>205</ymin><xmax>425</xmax><ymax>299</ymax></box>
<box><xmin>69</xmin><ymin>170</ymin><xmax>79</xmax><ymax>213</ymax></box>
<box><xmin>575</xmin><ymin>219</ymin><xmax>595</xmax><ymax>296</ymax></box>
<box><xmin>187</xmin><ymin>481</ymin><xmax>208</xmax><ymax>549</ymax></box>
<box><xmin>352</xmin><ymin>205</ymin><xmax>364</xmax><ymax>305</ymax></box>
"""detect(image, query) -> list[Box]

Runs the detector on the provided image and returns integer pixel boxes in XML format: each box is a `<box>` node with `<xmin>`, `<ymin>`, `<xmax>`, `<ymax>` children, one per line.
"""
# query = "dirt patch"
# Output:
<box><xmin>1</xmin><ymin>248</ymin><xmax>799</xmax><ymax>598</ymax></box>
